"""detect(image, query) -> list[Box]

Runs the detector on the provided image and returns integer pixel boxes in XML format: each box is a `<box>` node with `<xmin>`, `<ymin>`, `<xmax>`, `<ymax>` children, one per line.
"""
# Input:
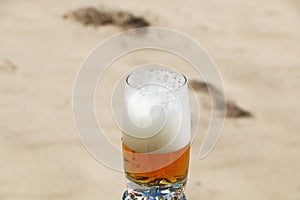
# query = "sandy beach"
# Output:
<box><xmin>0</xmin><ymin>0</ymin><xmax>300</xmax><ymax>199</ymax></box>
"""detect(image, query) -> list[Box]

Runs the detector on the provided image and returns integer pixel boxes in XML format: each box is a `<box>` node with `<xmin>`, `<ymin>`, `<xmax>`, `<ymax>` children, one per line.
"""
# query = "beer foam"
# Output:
<box><xmin>127</xmin><ymin>69</ymin><xmax>186</xmax><ymax>91</ymax></box>
<box><xmin>123</xmin><ymin>69</ymin><xmax>191</xmax><ymax>153</ymax></box>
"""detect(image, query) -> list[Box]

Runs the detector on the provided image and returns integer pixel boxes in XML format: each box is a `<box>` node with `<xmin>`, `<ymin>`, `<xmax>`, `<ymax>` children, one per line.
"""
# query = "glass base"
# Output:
<box><xmin>122</xmin><ymin>178</ymin><xmax>187</xmax><ymax>200</ymax></box>
<box><xmin>122</xmin><ymin>191</ymin><xmax>186</xmax><ymax>200</ymax></box>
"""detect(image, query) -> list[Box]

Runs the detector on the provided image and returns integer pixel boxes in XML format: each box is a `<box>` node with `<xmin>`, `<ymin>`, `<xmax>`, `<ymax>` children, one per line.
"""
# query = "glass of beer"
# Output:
<box><xmin>122</xmin><ymin>67</ymin><xmax>191</xmax><ymax>200</ymax></box>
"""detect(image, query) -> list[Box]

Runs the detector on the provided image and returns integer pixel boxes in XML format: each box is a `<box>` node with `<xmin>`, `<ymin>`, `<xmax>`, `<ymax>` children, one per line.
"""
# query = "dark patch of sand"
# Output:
<box><xmin>226</xmin><ymin>101</ymin><xmax>252</xmax><ymax>118</ymax></box>
<box><xmin>63</xmin><ymin>7</ymin><xmax>150</xmax><ymax>29</ymax></box>
<box><xmin>190</xmin><ymin>79</ymin><xmax>210</xmax><ymax>92</ymax></box>
<box><xmin>190</xmin><ymin>79</ymin><xmax>252</xmax><ymax>118</ymax></box>
<box><xmin>0</xmin><ymin>58</ymin><xmax>17</xmax><ymax>72</ymax></box>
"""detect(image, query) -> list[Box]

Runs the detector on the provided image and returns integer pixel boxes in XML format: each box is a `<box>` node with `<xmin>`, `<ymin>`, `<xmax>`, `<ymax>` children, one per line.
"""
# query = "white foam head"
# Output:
<box><xmin>122</xmin><ymin>68</ymin><xmax>191</xmax><ymax>153</ymax></box>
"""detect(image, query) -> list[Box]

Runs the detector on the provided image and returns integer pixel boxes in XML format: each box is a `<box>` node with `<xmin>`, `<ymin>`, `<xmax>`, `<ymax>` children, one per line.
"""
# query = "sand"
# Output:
<box><xmin>0</xmin><ymin>0</ymin><xmax>300</xmax><ymax>199</ymax></box>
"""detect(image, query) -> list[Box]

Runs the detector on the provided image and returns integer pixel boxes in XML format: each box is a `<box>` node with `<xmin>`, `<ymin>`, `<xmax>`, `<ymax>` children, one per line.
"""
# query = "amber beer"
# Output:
<box><xmin>122</xmin><ymin>143</ymin><xmax>190</xmax><ymax>186</ymax></box>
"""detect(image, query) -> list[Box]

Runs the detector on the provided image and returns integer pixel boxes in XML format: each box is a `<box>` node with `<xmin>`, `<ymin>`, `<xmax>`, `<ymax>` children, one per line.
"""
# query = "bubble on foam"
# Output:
<box><xmin>123</xmin><ymin>68</ymin><xmax>191</xmax><ymax>153</ymax></box>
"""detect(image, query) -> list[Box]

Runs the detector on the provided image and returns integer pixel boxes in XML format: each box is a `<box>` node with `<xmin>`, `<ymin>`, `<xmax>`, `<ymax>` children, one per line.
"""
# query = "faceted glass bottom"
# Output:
<box><xmin>122</xmin><ymin>177</ymin><xmax>187</xmax><ymax>200</ymax></box>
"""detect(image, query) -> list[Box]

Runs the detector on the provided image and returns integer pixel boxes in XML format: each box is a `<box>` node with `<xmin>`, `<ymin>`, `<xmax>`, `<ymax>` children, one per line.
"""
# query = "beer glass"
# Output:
<box><xmin>122</xmin><ymin>67</ymin><xmax>191</xmax><ymax>200</ymax></box>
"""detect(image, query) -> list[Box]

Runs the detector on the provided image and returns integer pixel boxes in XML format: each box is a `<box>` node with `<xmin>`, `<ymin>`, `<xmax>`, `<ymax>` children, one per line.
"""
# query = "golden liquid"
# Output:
<box><xmin>122</xmin><ymin>143</ymin><xmax>190</xmax><ymax>186</ymax></box>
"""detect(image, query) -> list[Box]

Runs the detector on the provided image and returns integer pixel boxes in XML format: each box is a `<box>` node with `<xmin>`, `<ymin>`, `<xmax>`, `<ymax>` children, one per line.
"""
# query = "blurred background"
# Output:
<box><xmin>0</xmin><ymin>0</ymin><xmax>300</xmax><ymax>199</ymax></box>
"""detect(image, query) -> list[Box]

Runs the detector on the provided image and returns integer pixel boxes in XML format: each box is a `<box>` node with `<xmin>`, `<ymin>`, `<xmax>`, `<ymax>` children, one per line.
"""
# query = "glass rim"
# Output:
<box><xmin>125</xmin><ymin>68</ymin><xmax>188</xmax><ymax>92</ymax></box>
